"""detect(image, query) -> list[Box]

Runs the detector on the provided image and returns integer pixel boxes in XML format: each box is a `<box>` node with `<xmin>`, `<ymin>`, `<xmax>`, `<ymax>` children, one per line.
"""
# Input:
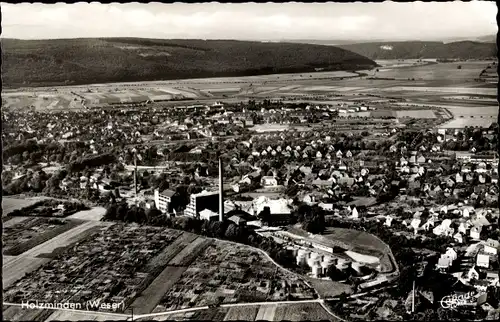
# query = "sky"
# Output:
<box><xmin>1</xmin><ymin>2</ymin><xmax>497</xmax><ymax>41</ymax></box>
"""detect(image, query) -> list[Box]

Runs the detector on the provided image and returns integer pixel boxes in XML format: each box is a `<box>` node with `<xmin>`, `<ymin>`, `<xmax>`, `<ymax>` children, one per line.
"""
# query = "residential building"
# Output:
<box><xmin>470</xmin><ymin>226</ymin><xmax>482</xmax><ymax>240</ymax></box>
<box><xmin>483</xmin><ymin>239</ymin><xmax>499</xmax><ymax>255</ymax></box>
<box><xmin>476</xmin><ymin>253</ymin><xmax>490</xmax><ymax>268</ymax></box>
<box><xmin>261</xmin><ymin>176</ymin><xmax>278</xmax><ymax>187</ymax></box>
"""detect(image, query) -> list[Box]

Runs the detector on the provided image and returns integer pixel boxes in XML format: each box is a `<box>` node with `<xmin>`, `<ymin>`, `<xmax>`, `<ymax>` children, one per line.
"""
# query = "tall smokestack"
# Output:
<box><xmin>219</xmin><ymin>157</ymin><xmax>224</xmax><ymax>221</ymax></box>
<box><xmin>134</xmin><ymin>153</ymin><xmax>138</xmax><ymax>198</ymax></box>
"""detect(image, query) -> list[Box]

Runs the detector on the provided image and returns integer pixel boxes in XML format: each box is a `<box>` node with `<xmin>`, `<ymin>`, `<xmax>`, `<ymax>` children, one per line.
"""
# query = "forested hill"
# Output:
<box><xmin>337</xmin><ymin>41</ymin><xmax>497</xmax><ymax>60</ymax></box>
<box><xmin>1</xmin><ymin>38</ymin><xmax>377</xmax><ymax>88</ymax></box>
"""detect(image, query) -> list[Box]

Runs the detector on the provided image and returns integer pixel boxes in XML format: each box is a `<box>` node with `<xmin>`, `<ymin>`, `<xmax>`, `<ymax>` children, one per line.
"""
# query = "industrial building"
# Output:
<box><xmin>185</xmin><ymin>190</ymin><xmax>220</xmax><ymax>218</ymax></box>
<box><xmin>295</xmin><ymin>249</ymin><xmax>349</xmax><ymax>278</ymax></box>
<box><xmin>183</xmin><ymin>157</ymin><xmax>225</xmax><ymax>221</ymax></box>
<box><xmin>154</xmin><ymin>189</ymin><xmax>176</xmax><ymax>214</ymax></box>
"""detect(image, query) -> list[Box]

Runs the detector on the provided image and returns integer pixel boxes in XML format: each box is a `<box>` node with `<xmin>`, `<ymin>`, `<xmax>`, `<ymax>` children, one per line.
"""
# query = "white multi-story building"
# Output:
<box><xmin>154</xmin><ymin>189</ymin><xmax>176</xmax><ymax>214</ymax></box>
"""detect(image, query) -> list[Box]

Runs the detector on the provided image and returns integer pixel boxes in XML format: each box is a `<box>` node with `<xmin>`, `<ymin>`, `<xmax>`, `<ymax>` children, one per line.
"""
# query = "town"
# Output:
<box><xmin>2</xmin><ymin>2</ymin><xmax>499</xmax><ymax>322</ymax></box>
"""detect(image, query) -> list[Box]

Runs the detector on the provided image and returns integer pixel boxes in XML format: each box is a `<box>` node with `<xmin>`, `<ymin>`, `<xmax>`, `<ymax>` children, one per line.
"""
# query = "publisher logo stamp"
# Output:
<box><xmin>440</xmin><ymin>292</ymin><xmax>475</xmax><ymax>310</ymax></box>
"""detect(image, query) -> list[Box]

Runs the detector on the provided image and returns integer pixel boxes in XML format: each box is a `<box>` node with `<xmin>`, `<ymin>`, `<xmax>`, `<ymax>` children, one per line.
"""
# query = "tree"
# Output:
<box><xmin>104</xmin><ymin>204</ymin><xmax>118</xmax><ymax>220</ymax></box>
<box><xmin>225</xmin><ymin>223</ymin><xmax>239</xmax><ymax>240</ymax></box>
<box><xmin>257</xmin><ymin>206</ymin><xmax>271</xmax><ymax>224</ymax></box>
<box><xmin>116</xmin><ymin>203</ymin><xmax>128</xmax><ymax>221</ymax></box>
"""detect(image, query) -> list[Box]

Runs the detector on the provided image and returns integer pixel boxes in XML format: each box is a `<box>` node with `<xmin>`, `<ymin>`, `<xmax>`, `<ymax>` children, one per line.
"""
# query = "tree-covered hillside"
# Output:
<box><xmin>1</xmin><ymin>38</ymin><xmax>377</xmax><ymax>87</ymax></box>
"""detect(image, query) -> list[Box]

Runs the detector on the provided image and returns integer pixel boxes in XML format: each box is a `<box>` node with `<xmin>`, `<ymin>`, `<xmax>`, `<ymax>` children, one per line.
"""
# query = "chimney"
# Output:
<box><xmin>219</xmin><ymin>157</ymin><xmax>224</xmax><ymax>221</ymax></box>
<box><xmin>134</xmin><ymin>152</ymin><xmax>138</xmax><ymax>198</ymax></box>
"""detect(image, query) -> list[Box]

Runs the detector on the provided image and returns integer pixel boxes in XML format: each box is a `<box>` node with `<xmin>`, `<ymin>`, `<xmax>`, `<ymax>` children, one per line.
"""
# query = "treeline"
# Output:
<box><xmin>3</xmin><ymin>140</ymin><xmax>47</xmax><ymax>160</ymax></box>
<box><xmin>9</xmin><ymin>199</ymin><xmax>89</xmax><ymax>218</ymax></box>
<box><xmin>67</xmin><ymin>153</ymin><xmax>117</xmax><ymax>172</ymax></box>
<box><xmin>339</xmin><ymin>41</ymin><xmax>496</xmax><ymax>60</ymax></box>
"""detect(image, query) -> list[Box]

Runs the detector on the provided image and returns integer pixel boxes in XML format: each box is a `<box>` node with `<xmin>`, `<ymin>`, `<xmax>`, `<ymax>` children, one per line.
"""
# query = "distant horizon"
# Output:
<box><xmin>2</xmin><ymin>2</ymin><xmax>497</xmax><ymax>41</ymax></box>
<box><xmin>1</xmin><ymin>34</ymin><xmax>496</xmax><ymax>44</ymax></box>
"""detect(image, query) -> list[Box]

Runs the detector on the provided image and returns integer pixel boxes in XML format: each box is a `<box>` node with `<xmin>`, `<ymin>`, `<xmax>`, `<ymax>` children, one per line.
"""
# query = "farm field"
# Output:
<box><xmin>395</xmin><ymin>110</ymin><xmax>436</xmax><ymax>118</ymax></box>
<box><xmin>4</xmin><ymin>59</ymin><xmax>495</xmax><ymax>116</ymax></box>
<box><xmin>132</xmin><ymin>233</ymin><xmax>204</xmax><ymax>315</ymax></box>
<box><xmin>255</xmin><ymin>304</ymin><xmax>278</xmax><ymax>321</ymax></box>
<box><xmin>45</xmin><ymin>310</ymin><xmax>127</xmax><ymax>321</ymax></box>
<box><xmin>136</xmin><ymin>302</ymin><xmax>337</xmax><ymax>322</ymax></box>
<box><xmin>370</xmin><ymin>61</ymin><xmax>490</xmax><ymax>81</ymax></box>
<box><xmin>223</xmin><ymin>306</ymin><xmax>260</xmax><ymax>321</ymax></box>
<box><xmin>2</xmin><ymin>256</ymin><xmax>52</xmax><ymax>289</ymax></box>
<box><xmin>439</xmin><ymin>117</ymin><xmax>497</xmax><ymax>128</ymax></box>
<box><xmin>438</xmin><ymin>104</ymin><xmax>498</xmax><ymax>128</ymax></box>
<box><xmin>154</xmin><ymin>240</ymin><xmax>316</xmax><ymax>311</ymax></box>
<box><xmin>2</xmin><ymin>220</ymin><xmax>111</xmax><ymax>289</ymax></box>
<box><xmin>2</xmin><ymin>305</ymin><xmax>53</xmax><ymax>322</ymax></box>
<box><xmin>383</xmin><ymin>86</ymin><xmax>497</xmax><ymax>96</ymax></box>
<box><xmin>4</xmin><ymin>224</ymin><xmax>317</xmax><ymax>318</ymax></box>
<box><xmin>272</xmin><ymin>303</ymin><xmax>336</xmax><ymax>321</ymax></box>
<box><xmin>3</xmin><ymin>217</ymin><xmax>84</xmax><ymax>256</ymax></box>
<box><xmin>132</xmin><ymin>266</ymin><xmax>189</xmax><ymax>315</ymax></box>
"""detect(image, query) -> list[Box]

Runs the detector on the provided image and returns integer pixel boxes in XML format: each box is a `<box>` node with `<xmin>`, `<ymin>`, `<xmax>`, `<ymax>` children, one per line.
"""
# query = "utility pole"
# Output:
<box><xmin>132</xmin><ymin>148</ymin><xmax>138</xmax><ymax>200</ymax></box>
<box><xmin>412</xmin><ymin>279</ymin><xmax>415</xmax><ymax>314</ymax></box>
<box><xmin>218</xmin><ymin>154</ymin><xmax>224</xmax><ymax>222</ymax></box>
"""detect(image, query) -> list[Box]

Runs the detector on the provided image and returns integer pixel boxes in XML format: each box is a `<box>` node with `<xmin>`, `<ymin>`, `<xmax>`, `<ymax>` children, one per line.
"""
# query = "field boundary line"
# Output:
<box><xmin>132</xmin><ymin>306</ymin><xmax>209</xmax><ymax>320</ymax></box>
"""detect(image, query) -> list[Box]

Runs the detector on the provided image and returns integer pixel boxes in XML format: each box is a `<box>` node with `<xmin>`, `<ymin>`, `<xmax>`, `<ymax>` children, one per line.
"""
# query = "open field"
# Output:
<box><xmin>382</xmin><ymin>85</ymin><xmax>497</xmax><ymax>96</ymax></box>
<box><xmin>2</xmin><ymin>216</ymin><xmax>30</xmax><ymax>228</ymax></box>
<box><xmin>368</xmin><ymin>61</ymin><xmax>492</xmax><ymax>81</ymax></box>
<box><xmin>322</xmin><ymin>227</ymin><xmax>388</xmax><ymax>254</ymax></box>
<box><xmin>66</xmin><ymin>207</ymin><xmax>106</xmax><ymax>221</ymax></box>
<box><xmin>440</xmin><ymin>117</ymin><xmax>498</xmax><ymax>128</ymax></box>
<box><xmin>2</xmin><ymin>196</ymin><xmax>52</xmax><ymax>216</ymax></box>
<box><xmin>438</xmin><ymin>105</ymin><xmax>498</xmax><ymax>128</ymax></box>
<box><xmin>4</xmin><ymin>59</ymin><xmax>495</xmax><ymax>122</ymax></box>
<box><xmin>395</xmin><ymin>110</ymin><xmax>437</xmax><ymax>118</ymax></box>
<box><xmin>306</xmin><ymin>278</ymin><xmax>353</xmax><ymax>298</ymax></box>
